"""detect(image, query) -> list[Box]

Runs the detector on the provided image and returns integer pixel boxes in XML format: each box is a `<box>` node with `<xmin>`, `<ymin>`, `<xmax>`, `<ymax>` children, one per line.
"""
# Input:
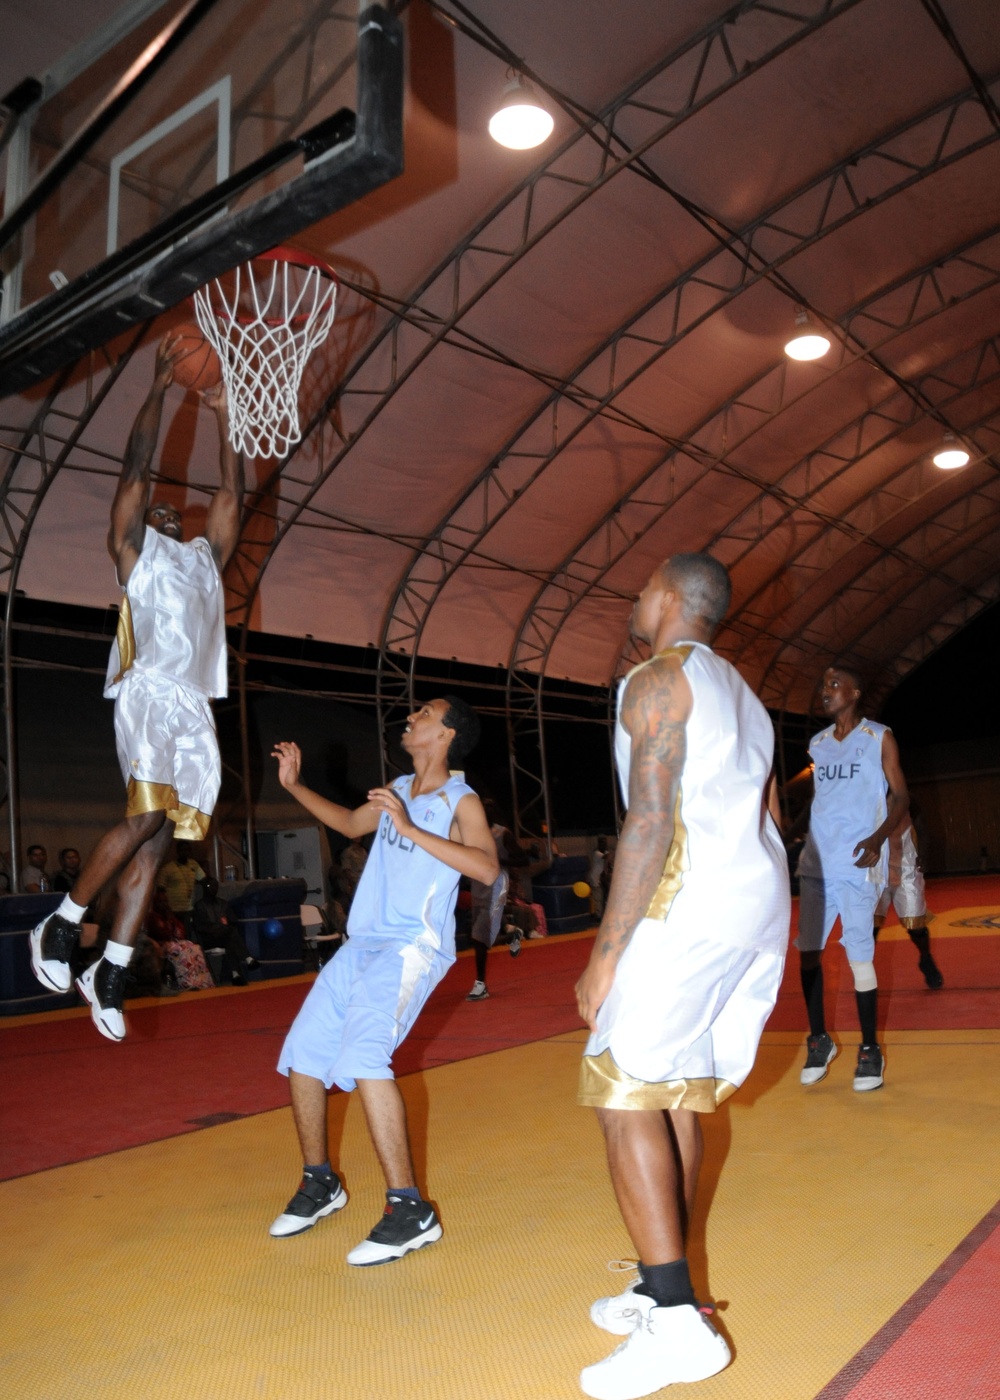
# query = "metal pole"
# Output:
<box><xmin>237</xmin><ymin>648</ymin><xmax>256</xmax><ymax>878</ymax></box>
<box><xmin>3</xmin><ymin>588</ymin><xmax>20</xmax><ymax>889</ymax></box>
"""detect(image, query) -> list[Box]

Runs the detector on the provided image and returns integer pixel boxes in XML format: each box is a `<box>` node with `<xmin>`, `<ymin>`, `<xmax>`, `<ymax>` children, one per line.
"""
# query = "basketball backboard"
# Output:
<box><xmin>0</xmin><ymin>0</ymin><xmax>402</xmax><ymax>394</ymax></box>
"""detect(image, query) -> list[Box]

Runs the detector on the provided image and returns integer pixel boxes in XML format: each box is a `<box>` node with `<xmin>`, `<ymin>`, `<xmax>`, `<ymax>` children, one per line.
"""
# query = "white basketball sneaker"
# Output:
<box><xmin>580</xmin><ymin>1303</ymin><xmax>731</xmax><ymax>1400</ymax></box>
<box><xmin>590</xmin><ymin>1263</ymin><xmax>655</xmax><ymax>1335</ymax></box>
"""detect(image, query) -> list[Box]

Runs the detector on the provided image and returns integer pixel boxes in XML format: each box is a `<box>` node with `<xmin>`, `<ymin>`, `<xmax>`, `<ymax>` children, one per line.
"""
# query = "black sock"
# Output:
<box><xmin>908</xmin><ymin>927</ymin><xmax>932</xmax><ymax>957</ymax></box>
<box><xmin>855</xmin><ymin>988</ymin><xmax>878</xmax><ymax>1046</ymax></box>
<box><xmin>304</xmin><ymin>1160</ymin><xmax>334</xmax><ymax>1180</ymax></box>
<box><xmin>872</xmin><ymin>923</ymin><xmax>881</xmax><ymax>944</ymax></box>
<box><xmin>473</xmin><ymin>940</ymin><xmax>488</xmax><ymax>982</ymax></box>
<box><xmin>634</xmin><ymin>1257</ymin><xmax>696</xmax><ymax>1309</ymax></box>
<box><xmin>800</xmin><ymin>963</ymin><xmax>826</xmax><ymax>1037</ymax></box>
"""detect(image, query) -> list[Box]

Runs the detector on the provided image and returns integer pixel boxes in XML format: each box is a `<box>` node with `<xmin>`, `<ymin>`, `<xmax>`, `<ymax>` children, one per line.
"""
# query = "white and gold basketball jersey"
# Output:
<box><xmin>614</xmin><ymin>641</ymin><xmax>789</xmax><ymax>955</ymax></box>
<box><xmin>105</xmin><ymin>526</ymin><xmax>228</xmax><ymax>699</ymax></box>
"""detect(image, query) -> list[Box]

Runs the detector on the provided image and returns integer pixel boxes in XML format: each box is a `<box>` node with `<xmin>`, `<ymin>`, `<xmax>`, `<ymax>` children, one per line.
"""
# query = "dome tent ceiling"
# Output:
<box><xmin>2</xmin><ymin>0</ymin><xmax>999</xmax><ymax>719</ymax></box>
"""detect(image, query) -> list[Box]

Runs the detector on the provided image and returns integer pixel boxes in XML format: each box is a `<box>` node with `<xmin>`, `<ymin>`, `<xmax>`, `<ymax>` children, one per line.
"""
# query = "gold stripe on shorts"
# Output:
<box><xmin>126</xmin><ymin>778</ymin><xmax>179</xmax><ymax>818</ymax></box>
<box><xmin>578</xmin><ymin>1047</ymin><xmax>736</xmax><ymax>1113</ymax></box>
<box><xmin>125</xmin><ymin>780</ymin><xmax>210</xmax><ymax>841</ymax></box>
<box><xmin>171</xmin><ymin>803</ymin><xmax>212</xmax><ymax>842</ymax></box>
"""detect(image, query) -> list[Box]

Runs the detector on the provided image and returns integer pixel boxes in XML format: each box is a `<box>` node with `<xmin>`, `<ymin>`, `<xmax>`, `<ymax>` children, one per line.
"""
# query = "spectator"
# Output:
<box><xmin>20</xmin><ymin>845</ymin><xmax>50</xmax><ymax>893</ymax></box>
<box><xmin>158</xmin><ymin>842</ymin><xmax>206</xmax><ymax>934</ymax></box>
<box><xmin>146</xmin><ymin>886</ymin><xmax>214</xmax><ymax>990</ymax></box>
<box><xmin>0</xmin><ymin>851</ymin><xmax>11</xmax><ymax>894</ymax></box>
<box><xmin>193</xmin><ymin>875</ymin><xmax>260</xmax><ymax>985</ymax></box>
<box><xmin>52</xmin><ymin>848</ymin><xmax>83</xmax><ymax>894</ymax></box>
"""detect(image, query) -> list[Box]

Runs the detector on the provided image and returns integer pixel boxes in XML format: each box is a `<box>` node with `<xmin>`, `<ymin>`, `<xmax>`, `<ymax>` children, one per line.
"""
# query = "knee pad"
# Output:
<box><xmin>849</xmin><ymin>959</ymin><xmax>877</xmax><ymax>993</ymax></box>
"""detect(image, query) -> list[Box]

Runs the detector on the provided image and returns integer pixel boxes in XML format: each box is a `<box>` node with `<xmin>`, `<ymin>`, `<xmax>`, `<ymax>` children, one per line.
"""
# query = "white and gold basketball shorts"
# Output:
<box><xmin>113</xmin><ymin>668</ymin><xmax>220</xmax><ymax>842</ymax></box>
<box><xmin>874</xmin><ymin>827</ymin><xmax>929</xmax><ymax>929</ymax></box>
<box><xmin>579</xmin><ymin>918</ymin><xmax>785</xmax><ymax>1113</ymax></box>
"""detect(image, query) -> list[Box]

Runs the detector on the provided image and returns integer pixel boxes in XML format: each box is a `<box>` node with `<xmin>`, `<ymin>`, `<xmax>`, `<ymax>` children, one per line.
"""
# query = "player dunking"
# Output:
<box><xmin>575</xmin><ymin>555</ymin><xmax>789</xmax><ymax>1400</ymax></box>
<box><xmin>268</xmin><ymin>698</ymin><xmax>499</xmax><ymax>1265</ymax></box>
<box><xmin>29</xmin><ymin>336</ymin><xmax>243</xmax><ymax>1040</ymax></box>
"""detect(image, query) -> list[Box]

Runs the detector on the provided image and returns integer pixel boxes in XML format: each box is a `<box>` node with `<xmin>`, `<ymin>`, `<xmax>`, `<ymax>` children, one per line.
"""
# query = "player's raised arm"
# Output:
<box><xmin>575</xmin><ymin>652</ymin><xmax>692</xmax><ymax>1028</ymax></box>
<box><xmin>202</xmin><ymin>380</ymin><xmax>245</xmax><ymax>571</ymax></box>
<box><xmin>272</xmin><ymin>742</ymin><xmax>380</xmax><ymax>838</ymax></box>
<box><xmin>108</xmin><ymin>336</ymin><xmax>182</xmax><ymax>582</ymax></box>
<box><xmin>853</xmin><ymin>729</ymin><xmax>909</xmax><ymax>868</ymax></box>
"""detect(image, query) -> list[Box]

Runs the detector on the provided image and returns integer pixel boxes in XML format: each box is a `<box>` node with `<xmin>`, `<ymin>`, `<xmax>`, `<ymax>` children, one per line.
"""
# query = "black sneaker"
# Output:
<box><xmin>269</xmin><ymin>1169</ymin><xmax>347</xmax><ymax>1237</ymax></box>
<box><xmin>918</xmin><ymin>953</ymin><xmax>944</xmax><ymax>990</ymax></box>
<box><xmin>76</xmin><ymin>957</ymin><xmax>129</xmax><ymax>1041</ymax></box>
<box><xmin>508</xmin><ymin>925</ymin><xmax>522</xmax><ymax>957</ymax></box>
<box><xmin>800</xmin><ymin>1032</ymin><xmax>837</xmax><ymax>1085</ymax></box>
<box><xmin>854</xmin><ymin>1043</ymin><xmax>884</xmax><ymax>1092</ymax></box>
<box><xmin>30</xmin><ymin>912</ymin><xmax>82</xmax><ymax>993</ymax></box>
<box><xmin>346</xmin><ymin>1193</ymin><xmax>442</xmax><ymax>1266</ymax></box>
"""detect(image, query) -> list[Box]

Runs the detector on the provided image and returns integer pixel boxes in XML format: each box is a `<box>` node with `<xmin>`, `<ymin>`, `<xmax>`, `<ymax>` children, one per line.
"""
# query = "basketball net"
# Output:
<box><xmin>193</xmin><ymin>251</ymin><xmax>338</xmax><ymax>458</ymax></box>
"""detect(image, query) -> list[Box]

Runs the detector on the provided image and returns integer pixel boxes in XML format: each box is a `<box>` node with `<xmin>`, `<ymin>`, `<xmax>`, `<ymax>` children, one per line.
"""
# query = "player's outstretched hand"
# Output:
<box><xmin>272</xmin><ymin>741</ymin><xmax>302</xmax><ymax>790</ymax></box>
<box><xmin>200</xmin><ymin>379</ymin><xmax>228</xmax><ymax>416</ymax></box>
<box><xmin>154</xmin><ymin>332</ymin><xmax>185</xmax><ymax>388</ymax></box>
<box><xmin>367</xmin><ymin>786</ymin><xmax>415</xmax><ymax>839</ymax></box>
<box><xmin>852</xmin><ymin>835</ymin><xmax>882</xmax><ymax>868</ymax></box>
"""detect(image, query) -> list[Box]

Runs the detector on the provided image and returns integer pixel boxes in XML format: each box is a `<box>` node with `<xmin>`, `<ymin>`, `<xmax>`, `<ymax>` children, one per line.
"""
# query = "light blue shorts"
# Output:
<box><xmin>277</xmin><ymin>936</ymin><xmax>449</xmax><ymax>1091</ymax></box>
<box><xmin>795</xmin><ymin>876</ymin><xmax>881</xmax><ymax>962</ymax></box>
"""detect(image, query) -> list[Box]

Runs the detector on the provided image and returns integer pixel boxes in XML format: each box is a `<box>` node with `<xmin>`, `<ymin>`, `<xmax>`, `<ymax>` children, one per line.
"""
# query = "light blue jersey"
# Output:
<box><xmin>799</xmin><ymin>718</ymin><xmax>889</xmax><ymax>886</ymax></box>
<box><xmin>348</xmin><ymin>772</ymin><xmax>475</xmax><ymax>962</ymax></box>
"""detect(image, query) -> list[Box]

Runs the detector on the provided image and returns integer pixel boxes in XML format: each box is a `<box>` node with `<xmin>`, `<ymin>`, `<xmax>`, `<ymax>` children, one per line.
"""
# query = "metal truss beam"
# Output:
<box><xmin>373</xmin><ymin>82</ymin><xmax>1000</xmax><ymax>828</ymax></box>
<box><xmin>0</xmin><ymin>335</ymin><xmax>144</xmax><ymax>886</ymax></box>
<box><xmin>377</xmin><ymin>74</ymin><xmax>1000</xmax><ymax>675</ymax></box>
<box><xmin>223</xmin><ymin>0</ymin><xmax>862</xmax><ymax>709</ymax></box>
<box><xmin>506</xmin><ymin>248</ymin><xmax>1000</xmax><ymax>833</ymax></box>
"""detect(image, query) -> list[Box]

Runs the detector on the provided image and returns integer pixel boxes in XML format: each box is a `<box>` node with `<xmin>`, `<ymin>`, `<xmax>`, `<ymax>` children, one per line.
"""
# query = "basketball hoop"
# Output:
<box><xmin>193</xmin><ymin>246</ymin><xmax>338</xmax><ymax>458</ymax></box>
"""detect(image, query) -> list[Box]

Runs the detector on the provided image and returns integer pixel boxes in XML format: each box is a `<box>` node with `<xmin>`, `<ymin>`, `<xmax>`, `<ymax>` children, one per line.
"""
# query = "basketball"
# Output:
<box><xmin>263</xmin><ymin>918</ymin><xmax>284</xmax><ymax>940</ymax></box>
<box><xmin>572</xmin><ymin>881</ymin><xmax>591</xmax><ymax>899</ymax></box>
<box><xmin>165</xmin><ymin>323</ymin><xmax>221</xmax><ymax>391</ymax></box>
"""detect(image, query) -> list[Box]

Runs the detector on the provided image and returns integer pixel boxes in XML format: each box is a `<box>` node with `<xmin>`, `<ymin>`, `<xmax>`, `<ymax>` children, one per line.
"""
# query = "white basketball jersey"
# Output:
<box><xmin>798</xmin><ymin>719</ymin><xmax>889</xmax><ymax>885</ymax></box>
<box><xmin>614</xmin><ymin>642</ymin><xmax>789</xmax><ymax>955</ymax></box>
<box><xmin>348</xmin><ymin>772</ymin><xmax>476</xmax><ymax>961</ymax></box>
<box><xmin>105</xmin><ymin>526</ymin><xmax>228</xmax><ymax>699</ymax></box>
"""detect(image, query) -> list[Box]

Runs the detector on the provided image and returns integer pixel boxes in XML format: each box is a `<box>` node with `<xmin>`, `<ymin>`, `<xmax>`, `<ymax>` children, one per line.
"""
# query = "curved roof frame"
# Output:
<box><xmin>504</xmin><ymin>312</ymin><xmax>1000</xmax><ymax>837</ymax></box>
<box><xmin>506</xmin><ymin>242</ymin><xmax>1000</xmax><ymax>693</ymax></box>
<box><xmin>374</xmin><ymin>80</ymin><xmax>1000</xmax><ymax>747</ymax></box>
<box><xmin>229</xmin><ymin>0</ymin><xmax>862</xmax><ymax>653</ymax></box>
<box><xmin>758</xmin><ymin>436</ymin><xmax>1000</xmax><ymax>708</ymax></box>
<box><xmin>0</xmin><ymin>328</ymin><xmax>146</xmax><ymax>881</ymax></box>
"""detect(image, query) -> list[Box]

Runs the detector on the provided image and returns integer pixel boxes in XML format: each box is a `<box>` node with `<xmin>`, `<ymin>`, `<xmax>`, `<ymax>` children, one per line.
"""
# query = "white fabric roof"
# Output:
<box><xmin>3</xmin><ymin>0</ymin><xmax>999</xmax><ymax>713</ymax></box>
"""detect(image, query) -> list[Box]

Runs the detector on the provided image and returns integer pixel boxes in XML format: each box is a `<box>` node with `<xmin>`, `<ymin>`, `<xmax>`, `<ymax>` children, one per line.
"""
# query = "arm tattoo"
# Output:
<box><xmin>598</xmin><ymin>657</ymin><xmax>689</xmax><ymax>960</ymax></box>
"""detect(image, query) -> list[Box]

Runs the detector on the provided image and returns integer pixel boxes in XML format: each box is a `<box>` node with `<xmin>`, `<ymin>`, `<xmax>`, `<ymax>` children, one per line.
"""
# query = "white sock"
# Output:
<box><xmin>103</xmin><ymin>939</ymin><xmax>133</xmax><ymax>967</ymax></box>
<box><xmin>58</xmin><ymin>896</ymin><xmax>88</xmax><ymax>924</ymax></box>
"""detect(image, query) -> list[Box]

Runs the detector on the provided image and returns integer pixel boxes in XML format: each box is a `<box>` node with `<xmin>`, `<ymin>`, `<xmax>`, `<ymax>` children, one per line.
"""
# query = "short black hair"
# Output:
<box><xmin>27</xmin><ymin>844</ymin><xmax>45</xmax><ymax>860</ymax></box>
<box><xmin>827</xmin><ymin>661</ymin><xmax>866</xmax><ymax>702</ymax></box>
<box><xmin>58</xmin><ymin>848</ymin><xmax>79</xmax><ymax>862</ymax></box>
<box><xmin>441</xmin><ymin>695</ymin><xmax>481</xmax><ymax>767</ymax></box>
<box><xmin>662</xmin><ymin>553</ymin><xmax>732</xmax><ymax>630</ymax></box>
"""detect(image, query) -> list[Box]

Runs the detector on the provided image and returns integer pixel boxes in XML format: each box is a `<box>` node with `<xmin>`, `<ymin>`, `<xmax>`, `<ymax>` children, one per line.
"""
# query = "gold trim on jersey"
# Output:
<box><xmin>125</xmin><ymin>780</ymin><xmax>211</xmax><ymax>842</ymax></box>
<box><xmin>646</xmin><ymin>786</ymin><xmax>688</xmax><ymax>921</ymax></box>
<box><xmin>899</xmin><ymin>913</ymin><xmax>932</xmax><ymax>929</ymax></box>
<box><xmin>578</xmin><ymin>1048</ymin><xmax>736</xmax><ymax>1112</ymax></box>
<box><xmin>111</xmin><ymin>593</ymin><xmax>136</xmax><ymax>684</ymax></box>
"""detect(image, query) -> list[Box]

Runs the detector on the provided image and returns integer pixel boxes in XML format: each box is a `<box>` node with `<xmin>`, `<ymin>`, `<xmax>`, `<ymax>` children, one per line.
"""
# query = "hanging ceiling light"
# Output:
<box><xmin>932</xmin><ymin>433</ymin><xmax>970</xmax><ymax>470</ymax></box>
<box><xmin>488</xmin><ymin>75</ymin><xmax>554</xmax><ymax>150</ymax></box>
<box><xmin>784</xmin><ymin>308</ymin><xmax>831</xmax><ymax>361</ymax></box>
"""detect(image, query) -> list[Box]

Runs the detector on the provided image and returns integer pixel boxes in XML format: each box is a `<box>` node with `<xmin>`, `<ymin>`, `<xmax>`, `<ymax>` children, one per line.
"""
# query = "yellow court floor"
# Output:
<box><xmin>3</xmin><ymin>1020</ymin><xmax>999</xmax><ymax>1400</ymax></box>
